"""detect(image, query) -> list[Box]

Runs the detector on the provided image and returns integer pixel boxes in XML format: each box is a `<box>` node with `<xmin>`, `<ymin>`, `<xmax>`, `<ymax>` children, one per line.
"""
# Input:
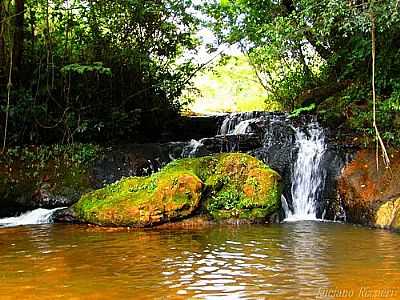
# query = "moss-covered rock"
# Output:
<box><xmin>73</xmin><ymin>171</ymin><xmax>203</xmax><ymax>227</ymax></box>
<box><xmin>72</xmin><ymin>153</ymin><xmax>282</xmax><ymax>227</ymax></box>
<box><xmin>203</xmin><ymin>153</ymin><xmax>281</xmax><ymax>221</ymax></box>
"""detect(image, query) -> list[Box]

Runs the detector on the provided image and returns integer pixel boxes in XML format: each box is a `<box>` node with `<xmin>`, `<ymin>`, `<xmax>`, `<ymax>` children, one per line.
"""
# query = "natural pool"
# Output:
<box><xmin>0</xmin><ymin>222</ymin><xmax>399</xmax><ymax>300</ymax></box>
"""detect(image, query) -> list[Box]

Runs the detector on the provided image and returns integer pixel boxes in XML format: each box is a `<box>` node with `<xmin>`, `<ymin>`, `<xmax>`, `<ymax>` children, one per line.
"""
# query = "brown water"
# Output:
<box><xmin>0</xmin><ymin>222</ymin><xmax>399</xmax><ymax>300</ymax></box>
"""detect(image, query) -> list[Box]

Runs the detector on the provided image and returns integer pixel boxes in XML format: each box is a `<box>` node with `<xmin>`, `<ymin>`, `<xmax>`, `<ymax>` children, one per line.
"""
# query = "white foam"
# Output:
<box><xmin>284</xmin><ymin>123</ymin><xmax>327</xmax><ymax>220</ymax></box>
<box><xmin>0</xmin><ymin>208</ymin><xmax>65</xmax><ymax>228</ymax></box>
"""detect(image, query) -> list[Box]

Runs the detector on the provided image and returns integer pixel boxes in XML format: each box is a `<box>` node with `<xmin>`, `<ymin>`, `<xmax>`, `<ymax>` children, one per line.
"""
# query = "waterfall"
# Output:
<box><xmin>0</xmin><ymin>208</ymin><xmax>64</xmax><ymax>228</ymax></box>
<box><xmin>219</xmin><ymin>111</ymin><xmax>264</xmax><ymax>135</ymax></box>
<box><xmin>182</xmin><ymin>139</ymin><xmax>205</xmax><ymax>157</ymax></box>
<box><xmin>217</xmin><ymin>112</ymin><xmax>330</xmax><ymax>221</ymax></box>
<box><xmin>175</xmin><ymin>112</ymin><xmax>337</xmax><ymax>221</ymax></box>
<box><xmin>284</xmin><ymin>122</ymin><xmax>327</xmax><ymax>221</ymax></box>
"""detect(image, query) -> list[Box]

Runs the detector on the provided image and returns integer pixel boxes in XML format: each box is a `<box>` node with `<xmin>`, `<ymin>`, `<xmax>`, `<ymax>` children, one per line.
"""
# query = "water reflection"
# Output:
<box><xmin>0</xmin><ymin>223</ymin><xmax>399</xmax><ymax>299</ymax></box>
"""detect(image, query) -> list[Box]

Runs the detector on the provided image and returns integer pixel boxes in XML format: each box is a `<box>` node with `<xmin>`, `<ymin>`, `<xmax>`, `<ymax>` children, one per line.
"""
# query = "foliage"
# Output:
<box><xmin>208</xmin><ymin>189</ymin><xmax>243</xmax><ymax>211</ymax></box>
<box><xmin>183</xmin><ymin>55</ymin><xmax>282</xmax><ymax>113</ymax></box>
<box><xmin>60</xmin><ymin>63</ymin><xmax>112</xmax><ymax>76</ymax></box>
<box><xmin>318</xmin><ymin>82</ymin><xmax>400</xmax><ymax>147</ymax></box>
<box><xmin>1</xmin><ymin>143</ymin><xmax>101</xmax><ymax>168</ymax></box>
<box><xmin>290</xmin><ymin>103</ymin><xmax>316</xmax><ymax>118</ymax></box>
<box><xmin>0</xmin><ymin>0</ymin><xmax>200</xmax><ymax>145</ymax></box>
<box><xmin>203</xmin><ymin>0</ymin><xmax>400</xmax><ymax>146</ymax></box>
<box><xmin>2</xmin><ymin>0</ymin><xmax>400</xmax><ymax>147</ymax></box>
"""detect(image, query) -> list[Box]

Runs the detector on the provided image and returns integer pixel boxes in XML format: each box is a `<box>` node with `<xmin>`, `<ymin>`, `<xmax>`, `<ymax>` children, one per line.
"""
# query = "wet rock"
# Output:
<box><xmin>338</xmin><ymin>149</ymin><xmax>400</xmax><ymax>227</ymax></box>
<box><xmin>30</xmin><ymin>186</ymin><xmax>79</xmax><ymax>208</ymax></box>
<box><xmin>317</xmin><ymin>143</ymin><xmax>354</xmax><ymax>221</ymax></box>
<box><xmin>71</xmin><ymin>153</ymin><xmax>282</xmax><ymax>227</ymax></box>
<box><xmin>182</xmin><ymin>135</ymin><xmax>262</xmax><ymax>158</ymax></box>
<box><xmin>165</xmin><ymin>114</ymin><xmax>226</xmax><ymax>141</ymax></box>
<box><xmin>52</xmin><ymin>207</ymin><xmax>79</xmax><ymax>223</ymax></box>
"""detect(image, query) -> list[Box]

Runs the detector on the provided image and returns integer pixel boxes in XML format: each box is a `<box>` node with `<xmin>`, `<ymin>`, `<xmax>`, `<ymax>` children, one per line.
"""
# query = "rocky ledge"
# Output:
<box><xmin>55</xmin><ymin>153</ymin><xmax>282</xmax><ymax>227</ymax></box>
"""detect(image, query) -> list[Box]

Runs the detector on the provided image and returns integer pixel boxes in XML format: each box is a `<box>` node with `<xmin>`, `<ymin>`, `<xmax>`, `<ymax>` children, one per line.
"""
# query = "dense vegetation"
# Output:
<box><xmin>203</xmin><ymin>0</ymin><xmax>400</xmax><ymax>146</ymax></box>
<box><xmin>1</xmin><ymin>0</ymin><xmax>400</xmax><ymax>147</ymax></box>
<box><xmin>0</xmin><ymin>0</ymin><xmax>200</xmax><ymax>145</ymax></box>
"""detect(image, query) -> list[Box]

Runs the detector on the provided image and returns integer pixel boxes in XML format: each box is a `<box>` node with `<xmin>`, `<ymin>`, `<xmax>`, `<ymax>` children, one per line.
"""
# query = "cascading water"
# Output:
<box><xmin>182</xmin><ymin>139</ymin><xmax>205</xmax><ymax>157</ymax></box>
<box><xmin>0</xmin><ymin>208</ymin><xmax>64</xmax><ymax>227</ymax></box>
<box><xmin>217</xmin><ymin>112</ymin><xmax>330</xmax><ymax>221</ymax></box>
<box><xmin>284</xmin><ymin>122</ymin><xmax>327</xmax><ymax>221</ymax></box>
<box><xmin>151</xmin><ymin>111</ymin><xmax>341</xmax><ymax>221</ymax></box>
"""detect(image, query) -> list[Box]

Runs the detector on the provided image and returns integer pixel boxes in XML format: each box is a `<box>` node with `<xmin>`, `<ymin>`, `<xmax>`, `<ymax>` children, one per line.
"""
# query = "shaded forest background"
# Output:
<box><xmin>1</xmin><ymin>0</ymin><xmax>400</xmax><ymax>147</ymax></box>
<box><xmin>0</xmin><ymin>0</ymin><xmax>200</xmax><ymax>145</ymax></box>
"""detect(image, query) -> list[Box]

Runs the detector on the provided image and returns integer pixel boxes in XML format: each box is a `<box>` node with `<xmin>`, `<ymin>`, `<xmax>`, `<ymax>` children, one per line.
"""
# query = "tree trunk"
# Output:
<box><xmin>13</xmin><ymin>0</ymin><xmax>24</xmax><ymax>81</ymax></box>
<box><xmin>0</xmin><ymin>2</ymin><xmax>6</xmax><ymax>86</ymax></box>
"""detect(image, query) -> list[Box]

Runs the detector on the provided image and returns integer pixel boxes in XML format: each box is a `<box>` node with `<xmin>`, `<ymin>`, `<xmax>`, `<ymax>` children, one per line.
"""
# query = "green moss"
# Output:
<box><xmin>73</xmin><ymin>153</ymin><xmax>282</xmax><ymax>226</ymax></box>
<box><xmin>73</xmin><ymin>169</ymin><xmax>203</xmax><ymax>226</ymax></box>
<box><xmin>203</xmin><ymin>153</ymin><xmax>281</xmax><ymax>221</ymax></box>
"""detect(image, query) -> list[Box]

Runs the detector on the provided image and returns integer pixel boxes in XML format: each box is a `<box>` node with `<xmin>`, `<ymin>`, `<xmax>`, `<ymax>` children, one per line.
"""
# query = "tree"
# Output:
<box><xmin>13</xmin><ymin>0</ymin><xmax>24</xmax><ymax>78</ymax></box>
<box><xmin>203</xmin><ymin>0</ymin><xmax>400</xmax><ymax>146</ymax></box>
<box><xmin>1</xmin><ymin>0</ymin><xmax>201</xmax><ymax>145</ymax></box>
<box><xmin>0</xmin><ymin>1</ymin><xmax>8</xmax><ymax>87</ymax></box>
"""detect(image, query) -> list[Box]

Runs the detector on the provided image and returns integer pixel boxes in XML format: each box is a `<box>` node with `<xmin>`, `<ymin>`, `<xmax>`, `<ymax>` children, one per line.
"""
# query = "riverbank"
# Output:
<box><xmin>1</xmin><ymin>112</ymin><xmax>399</xmax><ymax>232</ymax></box>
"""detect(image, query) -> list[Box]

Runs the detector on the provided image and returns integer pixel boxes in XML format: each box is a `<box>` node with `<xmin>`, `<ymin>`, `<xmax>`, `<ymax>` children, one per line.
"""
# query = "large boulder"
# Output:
<box><xmin>202</xmin><ymin>153</ymin><xmax>281</xmax><ymax>221</ymax></box>
<box><xmin>70</xmin><ymin>153</ymin><xmax>282</xmax><ymax>227</ymax></box>
<box><xmin>73</xmin><ymin>170</ymin><xmax>203</xmax><ymax>227</ymax></box>
<box><xmin>338</xmin><ymin>149</ymin><xmax>400</xmax><ymax>230</ymax></box>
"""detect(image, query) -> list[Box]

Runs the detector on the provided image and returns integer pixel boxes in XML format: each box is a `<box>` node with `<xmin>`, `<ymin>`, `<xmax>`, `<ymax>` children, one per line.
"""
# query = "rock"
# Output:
<box><xmin>375</xmin><ymin>198</ymin><xmax>400</xmax><ymax>231</ymax></box>
<box><xmin>71</xmin><ymin>153</ymin><xmax>282</xmax><ymax>227</ymax></box>
<box><xmin>73</xmin><ymin>171</ymin><xmax>203</xmax><ymax>227</ymax></box>
<box><xmin>0</xmin><ymin>143</ymin><xmax>187</xmax><ymax>217</ymax></box>
<box><xmin>91</xmin><ymin>143</ymin><xmax>185</xmax><ymax>187</ymax></box>
<box><xmin>31</xmin><ymin>187</ymin><xmax>77</xmax><ymax>208</ymax></box>
<box><xmin>164</xmin><ymin>114</ymin><xmax>226</xmax><ymax>142</ymax></box>
<box><xmin>317</xmin><ymin>143</ymin><xmax>353</xmax><ymax>221</ymax></box>
<box><xmin>181</xmin><ymin>135</ymin><xmax>263</xmax><ymax>158</ymax></box>
<box><xmin>0</xmin><ymin>152</ymin><xmax>95</xmax><ymax>217</ymax></box>
<box><xmin>338</xmin><ymin>148</ymin><xmax>400</xmax><ymax>228</ymax></box>
<box><xmin>52</xmin><ymin>208</ymin><xmax>79</xmax><ymax>223</ymax></box>
<box><xmin>203</xmin><ymin>153</ymin><xmax>282</xmax><ymax>221</ymax></box>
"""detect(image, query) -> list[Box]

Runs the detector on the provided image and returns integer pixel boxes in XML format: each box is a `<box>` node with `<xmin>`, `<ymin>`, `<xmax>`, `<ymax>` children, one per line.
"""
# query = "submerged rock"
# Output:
<box><xmin>70</xmin><ymin>153</ymin><xmax>282</xmax><ymax>227</ymax></box>
<box><xmin>338</xmin><ymin>149</ymin><xmax>400</xmax><ymax>230</ymax></box>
